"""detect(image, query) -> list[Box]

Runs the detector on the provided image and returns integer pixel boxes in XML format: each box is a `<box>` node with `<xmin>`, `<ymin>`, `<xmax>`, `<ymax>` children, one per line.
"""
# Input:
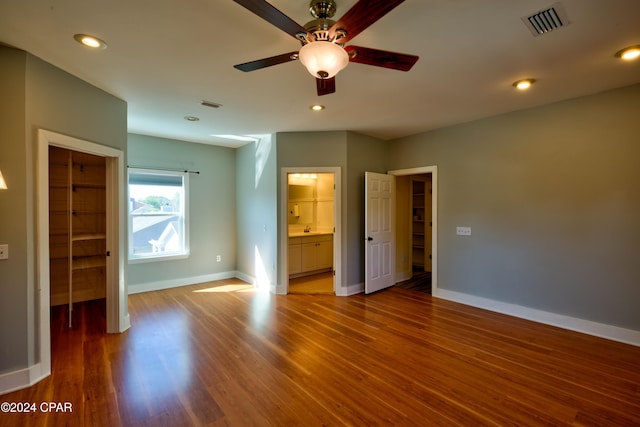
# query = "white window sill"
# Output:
<box><xmin>128</xmin><ymin>252</ymin><xmax>189</xmax><ymax>264</ymax></box>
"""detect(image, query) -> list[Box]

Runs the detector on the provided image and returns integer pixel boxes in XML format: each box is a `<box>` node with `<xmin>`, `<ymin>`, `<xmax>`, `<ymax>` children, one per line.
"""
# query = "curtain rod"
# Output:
<box><xmin>127</xmin><ymin>165</ymin><xmax>200</xmax><ymax>174</ymax></box>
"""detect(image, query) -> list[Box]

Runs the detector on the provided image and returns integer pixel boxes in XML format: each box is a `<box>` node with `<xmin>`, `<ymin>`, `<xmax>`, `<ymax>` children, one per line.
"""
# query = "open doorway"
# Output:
<box><xmin>37</xmin><ymin>130</ymin><xmax>128</xmax><ymax>380</ymax></box>
<box><xmin>280</xmin><ymin>167</ymin><xmax>341</xmax><ymax>295</ymax></box>
<box><xmin>410</xmin><ymin>175</ymin><xmax>432</xmax><ymax>274</ymax></box>
<box><xmin>389</xmin><ymin>166</ymin><xmax>438</xmax><ymax>295</ymax></box>
<box><xmin>48</xmin><ymin>145</ymin><xmax>108</xmax><ymax>327</ymax></box>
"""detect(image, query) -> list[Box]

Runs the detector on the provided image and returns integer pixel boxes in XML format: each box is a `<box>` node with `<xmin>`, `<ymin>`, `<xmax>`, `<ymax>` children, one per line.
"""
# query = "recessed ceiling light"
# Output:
<box><xmin>310</xmin><ymin>104</ymin><xmax>325</xmax><ymax>111</ymax></box>
<box><xmin>615</xmin><ymin>45</ymin><xmax>640</xmax><ymax>61</ymax></box>
<box><xmin>184</xmin><ymin>116</ymin><xmax>200</xmax><ymax>122</ymax></box>
<box><xmin>513</xmin><ymin>78</ymin><xmax>536</xmax><ymax>90</ymax></box>
<box><xmin>73</xmin><ymin>34</ymin><xmax>107</xmax><ymax>49</ymax></box>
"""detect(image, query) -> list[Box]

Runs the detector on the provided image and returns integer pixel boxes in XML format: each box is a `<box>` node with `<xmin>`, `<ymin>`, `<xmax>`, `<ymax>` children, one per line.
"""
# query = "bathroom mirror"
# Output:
<box><xmin>288</xmin><ymin>184</ymin><xmax>314</xmax><ymax>225</ymax></box>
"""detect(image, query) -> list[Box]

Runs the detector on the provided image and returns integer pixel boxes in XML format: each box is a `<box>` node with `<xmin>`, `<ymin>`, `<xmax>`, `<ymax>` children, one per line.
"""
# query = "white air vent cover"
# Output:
<box><xmin>522</xmin><ymin>2</ymin><xmax>569</xmax><ymax>36</ymax></box>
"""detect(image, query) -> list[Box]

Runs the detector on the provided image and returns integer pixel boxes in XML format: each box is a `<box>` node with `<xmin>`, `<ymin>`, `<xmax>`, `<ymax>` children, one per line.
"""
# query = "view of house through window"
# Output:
<box><xmin>128</xmin><ymin>168</ymin><xmax>189</xmax><ymax>261</ymax></box>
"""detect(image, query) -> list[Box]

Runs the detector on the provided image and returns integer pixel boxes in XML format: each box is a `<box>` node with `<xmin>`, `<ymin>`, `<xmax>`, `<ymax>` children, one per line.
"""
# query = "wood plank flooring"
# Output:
<box><xmin>288</xmin><ymin>271</ymin><xmax>333</xmax><ymax>294</ymax></box>
<box><xmin>2</xmin><ymin>278</ymin><xmax>640</xmax><ymax>426</ymax></box>
<box><xmin>395</xmin><ymin>271</ymin><xmax>432</xmax><ymax>294</ymax></box>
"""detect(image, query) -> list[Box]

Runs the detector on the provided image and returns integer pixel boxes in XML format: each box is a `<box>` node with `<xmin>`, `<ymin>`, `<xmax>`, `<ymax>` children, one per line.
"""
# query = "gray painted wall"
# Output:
<box><xmin>345</xmin><ymin>132</ymin><xmax>389</xmax><ymax>286</ymax></box>
<box><xmin>389</xmin><ymin>83</ymin><xmax>640</xmax><ymax>330</ymax></box>
<box><xmin>275</xmin><ymin>131</ymin><xmax>389</xmax><ymax>291</ymax></box>
<box><xmin>235</xmin><ymin>136</ymin><xmax>277</xmax><ymax>287</ymax></box>
<box><xmin>276</xmin><ymin>131</ymin><xmax>348</xmax><ymax>291</ymax></box>
<box><xmin>0</xmin><ymin>46</ymin><xmax>28</xmax><ymax>375</ymax></box>
<box><xmin>127</xmin><ymin>134</ymin><xmax>237</xmax><ymax>290</ymax></box>
<box><xmin>0</xmin><ymin>46</ymin><xmax>127</xmax><ymax>374</ymax></box>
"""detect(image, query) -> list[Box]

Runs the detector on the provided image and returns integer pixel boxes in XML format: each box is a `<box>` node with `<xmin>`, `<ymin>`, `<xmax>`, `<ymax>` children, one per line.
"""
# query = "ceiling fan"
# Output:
<box><xmin>232</xmin><ymin>0</ymin><xmax>419</xmax><ymax>96</ymax></box>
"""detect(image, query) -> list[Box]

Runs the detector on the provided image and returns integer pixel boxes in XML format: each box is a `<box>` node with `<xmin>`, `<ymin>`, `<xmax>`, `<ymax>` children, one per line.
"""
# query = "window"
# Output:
<box><xmin>128</xmin><ymin>168</ymin><xmax>189</xmax><ymax>262</ymax></box>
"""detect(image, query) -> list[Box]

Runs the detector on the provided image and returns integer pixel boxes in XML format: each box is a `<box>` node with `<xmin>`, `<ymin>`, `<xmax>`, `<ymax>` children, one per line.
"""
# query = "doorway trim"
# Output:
<box><xmin>388</xmin><ymin>166</ymin><xmax>438</xmax><ymax>295</ymax></box>
<box><xmin>36</xmin><ymin>130</ymin><xmax>129</xmax><ymax>378</ymax></box>
<box><xmin>280</xmin><ymin>167</ymin><xmax>342</xmax><ymax>295</ymax></box>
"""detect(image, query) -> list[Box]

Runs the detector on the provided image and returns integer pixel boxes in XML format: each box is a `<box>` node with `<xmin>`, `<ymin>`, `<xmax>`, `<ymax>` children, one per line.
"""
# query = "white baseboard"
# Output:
<box><xmin>234</xmin><ymin>271</ymin><xmax>255</xmax><ymax>286</ymax></box>
<box><xmin>395</xmin><ymin>271</ymin><xmax>411</xmax><ymax>283</ymax></box>
<box><xmin>434</xmin><ymin>288</ymin><xmax>640</xmax><ymax>347</ymax></box>
<box><xmin>341</xmin><ymin>282</ymin><xmax>363</xmax><ymax>296</ymax></box>
<box><xmin>0</xmin><ymin>363</ymin><xmax>48</xmax><ymax>396</ymax></box>
<box><xmin>128</xmin><ymin>271</ymin><xmax>238</xmax><ymax>294</ymax></box>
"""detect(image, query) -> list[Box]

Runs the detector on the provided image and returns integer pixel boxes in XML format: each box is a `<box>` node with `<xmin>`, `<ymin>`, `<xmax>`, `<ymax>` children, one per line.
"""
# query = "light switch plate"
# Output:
<box><xmin>0</xmin><ymin>244</ymin><xmax>8</xmax><ymax>259</ymax></box>
<box><xmin>456</xmin><ymin>226</ymin><xmax>472</xmax><ymax>236</ymax></box>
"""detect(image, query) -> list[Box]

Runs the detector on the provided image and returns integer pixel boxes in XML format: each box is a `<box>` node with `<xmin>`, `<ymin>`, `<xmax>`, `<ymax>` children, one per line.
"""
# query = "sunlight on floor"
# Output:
<box><xmin>193</xmin><ymin>283</ymin><xmax>256</xmax><ymax>293</ymax></box>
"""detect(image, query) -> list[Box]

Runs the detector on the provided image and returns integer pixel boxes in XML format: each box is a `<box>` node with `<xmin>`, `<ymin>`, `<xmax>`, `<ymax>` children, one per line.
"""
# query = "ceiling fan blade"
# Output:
<box><xmin>316</xmin><ymin>77</ymin><xmax>336</xmax><ymax>96</ymax></box>
<box><xmin>330</xmin><ymin>0</ymin><xmax>405</xmax><ymax>42</ymax></box>
<box><xmin>345</xmin><ymin>46</ymin><xmax>418</xmax><ymax>71</ymax></box>
<box><xmin>234</xmin><ymin>52</ymin><xmax>299</xmax><ymax>72</ymax></box>
<box><xmin>232</xmin><ymin>0</ymin><xmax>308</xmax><ymax>38</ymax></box>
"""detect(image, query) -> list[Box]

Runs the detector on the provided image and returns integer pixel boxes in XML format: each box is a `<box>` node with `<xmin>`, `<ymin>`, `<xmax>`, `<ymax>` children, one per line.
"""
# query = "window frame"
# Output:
<box><xmin>127</xmin><ymin>168</ymin><xmax>190</xmax><ymax>263</ymax></box>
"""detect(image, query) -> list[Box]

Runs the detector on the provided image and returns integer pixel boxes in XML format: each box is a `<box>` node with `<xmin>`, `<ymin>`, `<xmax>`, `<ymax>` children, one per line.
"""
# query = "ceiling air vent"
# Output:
<box><xmin>522</xmin><ymin>2</ymin><xmax>569</xmax><ymax>36</ymax></box>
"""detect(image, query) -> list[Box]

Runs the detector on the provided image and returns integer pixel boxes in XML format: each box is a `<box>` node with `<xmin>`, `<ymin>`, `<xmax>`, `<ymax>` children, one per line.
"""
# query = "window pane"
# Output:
<box><xmin>128</xmin><ymin>169</ymin><xmax>188</xmax><ymax>260</ymax></box>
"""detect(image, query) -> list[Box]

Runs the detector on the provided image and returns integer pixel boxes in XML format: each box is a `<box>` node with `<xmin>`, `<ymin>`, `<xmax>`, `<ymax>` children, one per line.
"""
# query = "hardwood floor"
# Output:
<box><xmin>395</xmin><ymin>271</ymin><xmax>432</xmax><ymax>294</ymax></box>
<box><xmin>2</xmin><ymin>279</ymin><xmax>640</xmax><ymax>426</ymax></box>
<box><xmin>288</xmin><ymin>271</ymin><xmax>333</xmax><ymax>294</ymax></box>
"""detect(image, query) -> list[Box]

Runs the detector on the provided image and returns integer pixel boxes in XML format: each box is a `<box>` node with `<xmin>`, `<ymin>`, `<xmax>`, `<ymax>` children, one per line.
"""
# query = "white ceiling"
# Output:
<box><xmin>1</xmin><ymin>0</ymin><xmax>639</xmax><ymax>148</ymax></box>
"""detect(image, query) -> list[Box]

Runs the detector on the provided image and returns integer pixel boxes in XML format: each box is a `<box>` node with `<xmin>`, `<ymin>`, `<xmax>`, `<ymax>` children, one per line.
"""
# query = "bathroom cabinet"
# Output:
<box><xmin>288</xmin><ymin>234</ymin><xmax>333</xmax><ymax>277</ymax></box>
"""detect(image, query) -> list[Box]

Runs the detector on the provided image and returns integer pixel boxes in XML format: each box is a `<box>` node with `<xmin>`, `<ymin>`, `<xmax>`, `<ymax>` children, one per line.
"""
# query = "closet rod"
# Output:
<box><xmin>127</xmin><ymin>165</ymin><xmax>200</xmax><ymax>174</ymax></box>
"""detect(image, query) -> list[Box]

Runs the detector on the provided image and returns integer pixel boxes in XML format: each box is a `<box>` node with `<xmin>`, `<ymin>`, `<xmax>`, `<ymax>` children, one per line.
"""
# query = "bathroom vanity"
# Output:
<box><xmin>288</xmin><ymin>232</ymin><xmax>333</xmax><ymax>277</ymax></box>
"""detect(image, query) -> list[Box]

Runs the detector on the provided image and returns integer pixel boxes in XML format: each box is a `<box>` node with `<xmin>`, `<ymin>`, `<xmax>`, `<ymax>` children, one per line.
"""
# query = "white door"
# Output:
<box><xmin>365</xmin><ymin>172</ymin><xmax>396</xmax><ymax>294</ymax></box>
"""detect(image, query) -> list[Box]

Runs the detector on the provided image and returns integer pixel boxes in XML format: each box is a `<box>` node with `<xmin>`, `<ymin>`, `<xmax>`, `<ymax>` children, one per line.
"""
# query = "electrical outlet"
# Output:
<box><xmin>0</xmin><ymin>244</ymin><xmax>8</xmax><ymax>259</ymax></box>
<box><xmin>216</xmin><ymin>255</ymin><xmax>221</xmax><ymax>262</ymax></box>
<box><xmin>456</xmin><ymin>226</ymin><xmax>472</xmax><ymax>236</ymax></box>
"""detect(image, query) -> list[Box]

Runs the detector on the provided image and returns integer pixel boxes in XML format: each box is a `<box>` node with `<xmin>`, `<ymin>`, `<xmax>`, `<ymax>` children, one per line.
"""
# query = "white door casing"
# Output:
<box><xmin>36</xmin><ymin>130</ymin><xmax>129</xmax><ymax>383</ymax></box>
<box><xmin>365</xmin><ymin>172</ymin><xmax>396</xmax><ymax>294</ymax></box>
<box><xmin>280</xmin><ymin>167</ymin><xmax>342</xmax><ymax>295</ymax></box>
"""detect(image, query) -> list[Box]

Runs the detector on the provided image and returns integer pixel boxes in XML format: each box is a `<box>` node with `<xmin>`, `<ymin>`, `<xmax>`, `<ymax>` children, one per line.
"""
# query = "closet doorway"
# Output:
<box><xmin>37</xmin><ymin>130</ymin><xmax>128</xmax><ymax>378</ymax></box>
<box><xmin>410</xmin><ymin>174</ymin><xmax>433</xmax><ymax>275</ymax></box>
<box><xmin>49</xmin><ymin>146</ymin><xmax>107</xmax><ymax>327</ymax></box>
<box><xmin>389</xmin><ymin>166</ymin><xmax>438</xmax><ymax>295</ymax></box>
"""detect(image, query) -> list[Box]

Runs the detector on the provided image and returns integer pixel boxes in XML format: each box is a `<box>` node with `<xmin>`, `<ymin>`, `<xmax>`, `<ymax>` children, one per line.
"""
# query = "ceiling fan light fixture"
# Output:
<box><xmin>299</xmin><ymin>41</ymin><xmax>349</xmax><ymax>79</ymax></box>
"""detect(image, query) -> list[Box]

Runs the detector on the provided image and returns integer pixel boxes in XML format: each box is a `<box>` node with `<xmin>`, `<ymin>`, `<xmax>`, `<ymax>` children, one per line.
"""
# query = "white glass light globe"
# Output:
<box><xmin>299</xmin><ymin>41</ymin><xmax>349</xmax><ymax>79</ymax></box>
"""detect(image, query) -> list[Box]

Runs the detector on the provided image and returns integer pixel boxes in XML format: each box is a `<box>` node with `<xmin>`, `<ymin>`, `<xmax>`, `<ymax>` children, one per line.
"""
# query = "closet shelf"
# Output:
<box><xmin>72</xmin><ymin>255</ymin><xmax>106</xmax><ymax>270</ymax></box>
<box><xmin>49</xmin><ymin>145</ymin><xmax>107</xmax><ymax>320</ymax></box>
<box><xmin>72</xmin><ymin>183</ymin><xmax>106</xmax><ymax>190</ymax></box>
<box><xmin>72</xmin><ymin>233</ymin><xmax>106</xmax><ymax>241</ymax></box>
<box><xmin>71</xmin><ymin>210</ymin><xmax>106</xmax><ymax>215</ymax></box>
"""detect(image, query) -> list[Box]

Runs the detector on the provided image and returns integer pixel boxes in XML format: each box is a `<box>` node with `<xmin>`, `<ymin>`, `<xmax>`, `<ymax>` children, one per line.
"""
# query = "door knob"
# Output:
<box><xmin>367</xmin><ymin>236</ymin><xmax>373</xmax><ymax>241</ymax></box>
